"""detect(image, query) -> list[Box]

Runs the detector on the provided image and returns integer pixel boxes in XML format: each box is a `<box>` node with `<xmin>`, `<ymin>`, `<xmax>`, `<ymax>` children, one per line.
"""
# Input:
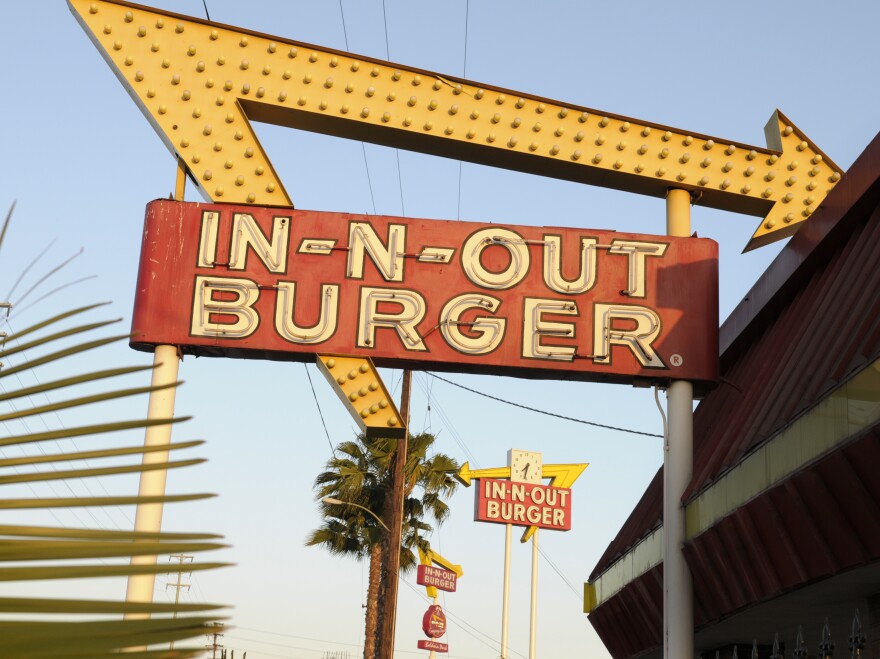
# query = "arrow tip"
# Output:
<box><xmin>454</xmin><ymin>462</ymin><xmax>472</xmax><ymax>487</ymax></box>
<box><xmin>745</xmin><ymin>109</ymin><xmax>843</xmax><ymax>252</ymax></box>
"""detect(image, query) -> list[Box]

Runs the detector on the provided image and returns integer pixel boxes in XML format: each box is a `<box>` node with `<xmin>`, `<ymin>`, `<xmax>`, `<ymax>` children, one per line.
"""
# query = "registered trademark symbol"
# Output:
<box><xmin>670</xmin><ymin>354</ymin><xmax>683</xmax><ymax>367</ymax></box>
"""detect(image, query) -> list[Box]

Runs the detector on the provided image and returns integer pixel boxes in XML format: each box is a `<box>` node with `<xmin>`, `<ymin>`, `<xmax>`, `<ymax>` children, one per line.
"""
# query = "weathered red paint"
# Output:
<box><xmin>131</xmin><ymin>199</ymin><xmax>718</xmax><ymax>385</ymax></box>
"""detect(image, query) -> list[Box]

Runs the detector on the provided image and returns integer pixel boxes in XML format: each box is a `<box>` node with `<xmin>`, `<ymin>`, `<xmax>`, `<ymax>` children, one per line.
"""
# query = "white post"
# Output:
<box><xmin>429</xmin><ymin>595</ymin><xmax>438</xmax><ymax>659</ymax></box>
<box><xmin>124</xmin><ymin>344</ymin><xmax>180</xmax><ymax>616</ymax></box>
<box><xmin>123</xmin><ymin>159</ymin><xmax>187</xmax><ymax>622</ymax></box>
<box><xmin>501</xmin><ymin>522</ymin><xmax>512</xmax><ymax>659</ymax></box>
<box><xmin>529</xmin><ymin>529</ymin><xmax>539</xmax><ymax>659</ymax></box>
<box><xmin>663</xmin><ymin>188</ymin><xmax>694</xmax><ymax>659</ymax></box>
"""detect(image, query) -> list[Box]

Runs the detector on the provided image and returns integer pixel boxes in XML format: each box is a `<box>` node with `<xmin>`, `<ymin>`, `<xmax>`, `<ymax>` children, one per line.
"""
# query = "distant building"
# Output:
<box><xmin>585</xmin><ymin>132</ymin><xmax>880</xmax><ymax>658</ymax></box>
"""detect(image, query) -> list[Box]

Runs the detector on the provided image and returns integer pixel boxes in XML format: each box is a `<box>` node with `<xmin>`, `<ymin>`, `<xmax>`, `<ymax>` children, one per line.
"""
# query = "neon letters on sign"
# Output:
<box><xmin>131</xmin><ymin>200</ymin><xmax>719</xmax><ymax>386</ymax></box>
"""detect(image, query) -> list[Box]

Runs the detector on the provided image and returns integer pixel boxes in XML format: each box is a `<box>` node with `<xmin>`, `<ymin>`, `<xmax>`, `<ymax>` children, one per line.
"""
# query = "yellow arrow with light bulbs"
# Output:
<box><xmin>71</xmin><ymin>0</ymin><xmax>842</xmax><ymax>251</ymax></box>
<box><xmin>455</xmin><ymin>461</ymin><xmax>588</xmax><ymax>542</ymax></box>
<box><xmin>315</xmin><ymin>354</ymin><xmax>405</xmax><ymax>439</ymax></box>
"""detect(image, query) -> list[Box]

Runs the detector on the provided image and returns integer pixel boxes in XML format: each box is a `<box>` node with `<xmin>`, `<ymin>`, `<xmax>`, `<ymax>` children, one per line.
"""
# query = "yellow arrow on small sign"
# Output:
<box><xmin>71</xmin><ymin>0</ymin><xmax>842</xmax><ymax>251</ymax></box>
<box><xmin>455</xmin><ymin>461</ymin><xmax>587</xmax><ymax>489</ymax></box>
<box><xmin>542</xmin><ymin>463</ymin><xmax>588</xmax><ymax>489</ymax></box>
<box><xmin>520</xmin><ymin>463</ymin><xmax>588</xmax><ymax>543</ymax></box>
<box><xmin>453</xmin><ymin>462</ymin><xmax>510</xmax><ymax>487</ymax></box>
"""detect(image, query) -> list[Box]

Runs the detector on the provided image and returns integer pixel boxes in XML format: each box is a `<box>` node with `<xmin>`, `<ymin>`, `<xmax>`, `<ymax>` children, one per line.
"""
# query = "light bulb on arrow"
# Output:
<box><xmin>71</xmin><ymin>0</ymin><xmax>842</xmax><ymax>251</ymax></box>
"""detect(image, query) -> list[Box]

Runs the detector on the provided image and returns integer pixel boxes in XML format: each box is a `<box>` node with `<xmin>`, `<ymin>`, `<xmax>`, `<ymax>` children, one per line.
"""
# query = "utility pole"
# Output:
<box><xmin>378</xmin><ymin>369</ymin><xmax>412</xmax><ymax>659</ymax></box>
<box><xmin>166</xmin><ymin>554</ymin><xmax>192</xmax><ymax>651</ymax></box>
<box><xmin>206</xmin><ymin>622</ymin><xmax>224</xmax><ymax>659</ymax></box>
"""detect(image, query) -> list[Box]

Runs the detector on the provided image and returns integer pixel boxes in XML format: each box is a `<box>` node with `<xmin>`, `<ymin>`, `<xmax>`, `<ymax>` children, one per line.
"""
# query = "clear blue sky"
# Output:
<box><xmin>2</xmin><ymin>1</ymin><xmax>878</xmax><ymax>657</ymax></box>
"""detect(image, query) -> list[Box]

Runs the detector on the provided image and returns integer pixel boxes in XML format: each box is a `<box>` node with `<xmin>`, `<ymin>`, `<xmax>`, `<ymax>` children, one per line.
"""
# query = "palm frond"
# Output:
<box><xmin>1</xmin><ymin>302</ymin><xmax>111</xmax><ymax>344</ymax></box>
<box><xmin>0</xmin><ymin>363</ymin><xmax>157</xmax><ymax>403</ymax></box>
<box><xmin>0</xmin><ymin>204</ymin><xmax>227</xmax><ymax>656</ymax></box>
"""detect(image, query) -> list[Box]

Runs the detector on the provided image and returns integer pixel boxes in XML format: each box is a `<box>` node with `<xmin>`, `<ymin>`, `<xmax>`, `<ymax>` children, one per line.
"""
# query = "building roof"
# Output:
<box><xmin>588</xmin><ymin>130</ymin><xmax>880</xmax><ymax>657</ymax></box>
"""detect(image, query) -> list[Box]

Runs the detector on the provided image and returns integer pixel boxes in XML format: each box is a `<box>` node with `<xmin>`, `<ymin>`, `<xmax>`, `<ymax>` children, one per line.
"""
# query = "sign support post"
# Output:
<box><xmin>123</xmin><ymin>343</ymin><xmax>179</xmax><ymax>616</ymax></box>
<box><xmin>663</xmin><ymin>188</ymin><xmax>694</xmax><ymax>659</ymax></box>
<box><xmin>501</xmin><ymin>522</ymin><xmax>512</xmax><ymax>659</ymax></box>
<box><xmin>428</xmin><ymin>593</ymin><xmax>438</xmax><ymax>659</ymax></box>
<box><xmin>123</xmin><ymin>163</ymin><xmax>187</xmax><ymax>621</ymax></box>
<box><xmin>529</xmin><ymin>528</ymin><xmax>539</xmax><ymax>659</ymax></box>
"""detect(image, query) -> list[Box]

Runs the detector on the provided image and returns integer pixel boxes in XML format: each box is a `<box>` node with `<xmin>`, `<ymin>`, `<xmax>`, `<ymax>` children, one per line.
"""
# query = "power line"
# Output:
<box><xmin>337</xmin><ymin>0</ymin><xmax>379</xmax><ymax>217</ymax></box>
<box><xmin>414</xmin><ymin>373</ymin><xmax>478</xmax><ymax>467</ymax></box>
<box><xmin>427</xmin><ymin>372</ymin><xmax>663</xmax><ymax>438</ymax></box>
<box><xmin>379</xmin><ymin>0</ymin><xmax>407</xmax><ymax>217</ymax></box>
<box><xmin>233</xmin><ymin>624</ymin><xmax>491</xmax><ymax>659</ymax></box>
<box><xmin>536</xmin><ymin>544</ymin><xmax>582</xmax><ymax>602</ymax></box>
<box><xmin>380</xmin><ymin>0</ymin><xmax>391</xmax><ymax>60</ymax></box>
<box><xmin>394</xmin><ymin>150</ymin><xmax>406</xmax><ymax>216</ymax></box>
<box><xmin>303</xmin><ymin>363</ymin><xmax>337</xmax><ymax>458</ymax></box>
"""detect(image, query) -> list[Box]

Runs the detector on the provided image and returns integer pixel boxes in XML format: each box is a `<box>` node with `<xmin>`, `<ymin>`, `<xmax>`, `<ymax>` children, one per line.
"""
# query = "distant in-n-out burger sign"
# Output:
<box><xmin>475</xmin><ymin>478</ymin><xmax>572</xmax><ymax>531</ymax></box>
<box><xmin>132</xmin><ymin>200</ymin><xmax>718</xmax><ymax>385</ymax></box>
<box><xmin>417</xmin><ymin>564</ymin><xmax>458</xmax><ymax>593</ymax></box>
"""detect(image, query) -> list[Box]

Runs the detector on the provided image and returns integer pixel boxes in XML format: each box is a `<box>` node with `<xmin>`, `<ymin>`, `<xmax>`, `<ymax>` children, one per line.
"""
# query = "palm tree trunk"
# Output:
<box><xmin>364</xmin><ymin>542</ymin><xmax>383</xmax><ymax>659</ymax></box>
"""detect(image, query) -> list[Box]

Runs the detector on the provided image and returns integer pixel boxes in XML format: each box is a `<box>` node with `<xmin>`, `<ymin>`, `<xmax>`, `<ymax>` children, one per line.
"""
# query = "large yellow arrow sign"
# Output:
<box><xmin>70</xmin><ymin>0</ymin><xmax>842</xmax><ymax>251</ymax></box>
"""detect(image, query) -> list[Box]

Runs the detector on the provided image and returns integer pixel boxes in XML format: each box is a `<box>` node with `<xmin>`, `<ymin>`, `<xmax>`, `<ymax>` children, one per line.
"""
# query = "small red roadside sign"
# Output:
<box><xmin>418</xmin><ymin>640</ymin><xmax>449</xmax><ymax>652</ymax></box>
<box><xmin>422</xmin><ymin>604</ymin><xmax>447</xmax><ymax>639</ymax></box>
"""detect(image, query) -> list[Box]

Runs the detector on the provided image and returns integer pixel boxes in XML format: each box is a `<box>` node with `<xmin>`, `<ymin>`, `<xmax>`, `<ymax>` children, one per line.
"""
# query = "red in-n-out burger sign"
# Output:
<box><xmin>475</xmin><ymin>478</ymin><xmax>572</xmax><ymax>531</ymax></box>
<box><xmin>417</xmin><ymin>564</ymin><xmax>457</xmax><ymax>593</ymax></box>
<box><xmin>131</xmin><ymin>200</ymin><xmax>718</xmax><ymax>385</ymax></box>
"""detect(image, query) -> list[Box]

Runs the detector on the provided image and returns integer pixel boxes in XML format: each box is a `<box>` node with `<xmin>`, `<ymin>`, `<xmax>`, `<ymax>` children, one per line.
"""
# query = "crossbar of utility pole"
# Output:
<box><xmin>166</xmin><ymin>553</ymin><xmax>193</xmax><ymax>651</ymax></box>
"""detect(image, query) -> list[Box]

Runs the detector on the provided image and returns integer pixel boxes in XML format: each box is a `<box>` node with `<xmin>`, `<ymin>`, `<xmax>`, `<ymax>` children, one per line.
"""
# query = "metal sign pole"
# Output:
<box><xmin>501</xmin><ymin>522</ymin><xmax>512</xmax><ymax>659</ymax></box>
<box><xmin>123</xmin><ymin>344</ymin><xmax>179</xmax><ymax>615</ymax></box>
<box><xmin>429</xmin><ymin>593</ymin><xmax>438</xmax><ymax>659</ymax></box>
<box><xmin>529</xmin><ymin>528</ymin><xmax>539</xmax><ymax>659</ymax></box>
<box><xmin>663</xmin><ymin>188</ymin><xmax>695</xmax><ymax>659</ymax></box>
<box><xmin>123</xmin><ymin>160</ymin><xmax>187</xmax><ymax>620</ymax></box>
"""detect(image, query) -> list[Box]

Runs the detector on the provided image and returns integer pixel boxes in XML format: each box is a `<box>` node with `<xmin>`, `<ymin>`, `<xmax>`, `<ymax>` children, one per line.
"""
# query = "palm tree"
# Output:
<box><xmin>306</xmin><ymin>431</ymin><xmax>458</xmax><ymax>659</ymax></box>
